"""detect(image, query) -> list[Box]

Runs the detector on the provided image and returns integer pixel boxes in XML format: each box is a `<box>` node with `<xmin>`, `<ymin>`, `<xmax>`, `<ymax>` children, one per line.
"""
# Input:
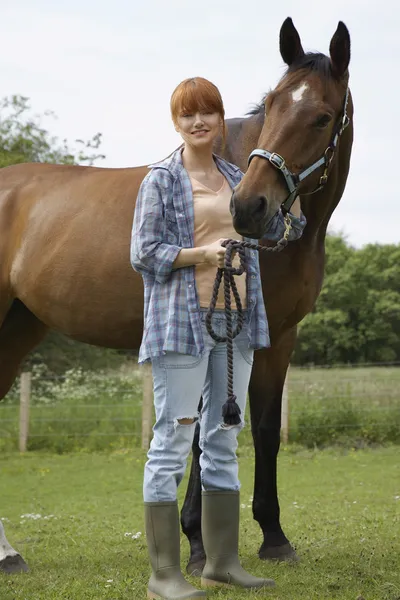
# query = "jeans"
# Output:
<box><xmin>143</xmin><ymin>310</ymin><xmax>254</xmax><ymax>503</ymax></box>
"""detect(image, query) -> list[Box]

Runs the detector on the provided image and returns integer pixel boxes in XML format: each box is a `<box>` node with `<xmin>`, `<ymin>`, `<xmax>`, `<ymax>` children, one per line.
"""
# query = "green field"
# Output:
<box><xmin>1</xmin><ymin>446</ymin><xmax>399</xmax><ymax>600</ymax></box>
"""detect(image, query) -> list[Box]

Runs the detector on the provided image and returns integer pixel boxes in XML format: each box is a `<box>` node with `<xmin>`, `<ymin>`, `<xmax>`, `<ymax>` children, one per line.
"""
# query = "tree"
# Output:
<box><xmin>293</xmin><ymin>234</ymin><xmax>400</xmax><ymax>365</ymax></box>
<box><xmin>0</xmin><ymin>94</ymin><xmax>104</xmax><ymax>168</ymax></box>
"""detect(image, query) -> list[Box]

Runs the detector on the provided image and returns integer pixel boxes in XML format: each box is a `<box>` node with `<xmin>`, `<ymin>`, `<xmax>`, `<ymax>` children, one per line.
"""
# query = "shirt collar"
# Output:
<box><xmin>148</xmin><ymin>147</ymin><xmax>242</xmax><ymax>185</ymax></box>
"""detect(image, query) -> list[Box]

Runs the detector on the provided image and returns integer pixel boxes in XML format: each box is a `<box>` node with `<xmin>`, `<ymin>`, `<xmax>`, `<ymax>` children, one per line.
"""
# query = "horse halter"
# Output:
<box><xmin>247</xmin><ymin>88</ymin><xmax>350</xmax><ymax>213</ymax></box>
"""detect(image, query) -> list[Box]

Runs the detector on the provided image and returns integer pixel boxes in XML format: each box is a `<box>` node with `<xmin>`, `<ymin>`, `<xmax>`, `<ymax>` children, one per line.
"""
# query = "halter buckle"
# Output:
<box><xmin>319</xmin><ymin>173</ymin><xmax>328</xmax><ymax>185</ymax></box>
<box><xmin>340</xmin><ymin>114</ymin><xmax>350</xmax><ymax>134</ymax></box>
<box><xmin>269</xmin><ymin>153</ymin><xmax>286</xmax><ymax>170</ymax></box>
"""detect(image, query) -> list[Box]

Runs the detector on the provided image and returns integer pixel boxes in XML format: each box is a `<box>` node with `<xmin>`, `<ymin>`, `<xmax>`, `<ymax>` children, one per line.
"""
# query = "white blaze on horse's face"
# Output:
<box><xmin>292</xmin><ymin>82</ymin><xmax>309</xmax><ymax>103</ymax></box>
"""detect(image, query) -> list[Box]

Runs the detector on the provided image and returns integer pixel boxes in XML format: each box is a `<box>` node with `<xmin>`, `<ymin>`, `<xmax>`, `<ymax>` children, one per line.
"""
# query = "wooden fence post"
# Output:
<box><xmin>19</xmin><ymin>372</ymin><xmax>32</xmax><ymax>453</ymax></box>
<box><xmin>281</xmin><ymin>367</ymin><xmax>290</xmax><ymax>444</ymax></box>
<box><xmin>141</xmin><ymin>364</ymin><xmax>154</xmax><ymax>450</ymax></box>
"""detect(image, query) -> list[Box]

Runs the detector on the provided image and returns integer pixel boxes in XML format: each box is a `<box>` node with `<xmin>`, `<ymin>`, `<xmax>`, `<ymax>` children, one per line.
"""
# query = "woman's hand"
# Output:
<box><xmin>173</xmin><ymin>240</ymin><xmax>240</xmax><ymax>270</ymax></box>
<box><xmin>203</xmin><ymin>239</ymin><xmax>227</xmax><ymax>268</ymax></box>
<box><xmin>204</xmin><ymin>239</ymin><xmax>241</xmax><ymax>269</ymax></box>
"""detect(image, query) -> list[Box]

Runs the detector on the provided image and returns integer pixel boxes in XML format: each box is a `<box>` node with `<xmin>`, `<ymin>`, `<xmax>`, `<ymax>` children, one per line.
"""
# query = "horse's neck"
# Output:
<box><xmin>220</xmin><ymin>113</ymin><xmax>265</xmax><ymax>172</ymax></box>
<box><xmin>300</xmin><ymin>123</ymin><xmax>354</xmax><ymax>243</ymax></box>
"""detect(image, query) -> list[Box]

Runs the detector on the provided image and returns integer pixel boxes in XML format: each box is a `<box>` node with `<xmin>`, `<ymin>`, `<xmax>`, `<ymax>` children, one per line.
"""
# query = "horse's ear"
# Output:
<box><xmin>280</xmin><ymin>17</ymin><xmax>305</xmax><ymax>66</ymax></box>
<box><xmin>329</xmin><ymin>21</ymin><xmax>351</xmax><ymax>78</ymax></box>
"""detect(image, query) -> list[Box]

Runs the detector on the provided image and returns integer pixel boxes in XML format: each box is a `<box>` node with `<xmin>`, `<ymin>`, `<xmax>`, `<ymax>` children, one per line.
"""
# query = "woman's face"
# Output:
<box><xmin>175</xmin><ymin>109</ymin><xmax>222</xmax><ymax>149</ymax></box>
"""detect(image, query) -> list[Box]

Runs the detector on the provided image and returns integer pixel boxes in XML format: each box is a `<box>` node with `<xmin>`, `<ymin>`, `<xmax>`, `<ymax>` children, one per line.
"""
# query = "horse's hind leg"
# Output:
<box><xmin>0</xmin><ymin>520</ymin><xmax>28</xmax><ymax>573</ymax></box>
<box><xmin>0</xmin><ymin>301</ymin><xmax>47</xmax><ymax>572</ymax></box>
<box><xmin>0</xmin><ymin>300</ymin><xmax>48</xmax><ymax>400</ymax></box>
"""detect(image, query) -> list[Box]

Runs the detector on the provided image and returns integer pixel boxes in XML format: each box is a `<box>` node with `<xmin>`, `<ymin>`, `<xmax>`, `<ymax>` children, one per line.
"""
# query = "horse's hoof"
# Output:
<box><xmin>186</xmin><ymin>555</ymin><xmax>206</xmax><ymax>577</ymax></box>
<box><xmin>0</xmin><ymin>554</ymin><xmax>29</xmax><ymax>574</ymax></box>
<box><xmin>258</xmin><ymin>542</ymin><xmax>299</xmax><ymax>562</ymax></box>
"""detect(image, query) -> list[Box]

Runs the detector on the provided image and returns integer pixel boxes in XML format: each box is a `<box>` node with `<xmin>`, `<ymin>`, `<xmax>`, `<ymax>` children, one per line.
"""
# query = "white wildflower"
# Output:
<box><xmin>124</xmin><ymin>531</ymin><xmax>142</xmax><ymax>540</ymax></box>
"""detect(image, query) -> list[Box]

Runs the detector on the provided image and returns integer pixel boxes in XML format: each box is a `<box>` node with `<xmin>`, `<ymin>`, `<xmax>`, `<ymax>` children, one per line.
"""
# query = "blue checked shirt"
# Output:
<box><xmin>130</xmin><ymin>149</ymin><xmax>306</xmax><ymax>364</ymax></box>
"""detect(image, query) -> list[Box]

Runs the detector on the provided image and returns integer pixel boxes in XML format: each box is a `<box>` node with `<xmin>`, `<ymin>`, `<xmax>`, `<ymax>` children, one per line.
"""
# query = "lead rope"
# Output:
<box><xmin>205</xmin><ymin>214</ymin><xmax>292</xmax><ymax>425</ymax></box>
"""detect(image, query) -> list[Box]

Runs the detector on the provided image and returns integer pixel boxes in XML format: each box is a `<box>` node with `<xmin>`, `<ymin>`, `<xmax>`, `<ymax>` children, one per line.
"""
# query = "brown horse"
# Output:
<box><xmin>0</xmin><ymin>18</ymin><xmax>352</xmax><ymax>574</ymax></box>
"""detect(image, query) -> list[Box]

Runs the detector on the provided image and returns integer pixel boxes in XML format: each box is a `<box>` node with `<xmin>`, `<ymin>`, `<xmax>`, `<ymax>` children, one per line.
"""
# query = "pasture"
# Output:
<box><xmin>1</xmin><ymin>445</ymin><xmax>399</xmax><ymax>600</ymax></box>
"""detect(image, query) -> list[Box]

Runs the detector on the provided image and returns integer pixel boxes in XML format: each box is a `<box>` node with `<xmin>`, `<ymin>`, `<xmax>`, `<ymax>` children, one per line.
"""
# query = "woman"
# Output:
<box><xmin>131</xmin><ymin>77</ymin><xmax>306</xmax><ymax>599</ymax></box>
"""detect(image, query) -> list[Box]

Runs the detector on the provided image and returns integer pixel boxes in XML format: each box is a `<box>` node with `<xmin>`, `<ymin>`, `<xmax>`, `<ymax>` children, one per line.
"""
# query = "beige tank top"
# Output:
<box><xmin>191</xmin><ymin>175</ymin><xmax>246</xmax><ymax>309</ymax></box>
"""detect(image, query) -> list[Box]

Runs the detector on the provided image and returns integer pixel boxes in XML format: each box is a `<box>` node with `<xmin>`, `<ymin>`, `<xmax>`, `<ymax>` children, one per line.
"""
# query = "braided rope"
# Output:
<box><xmin>205</xmin><ymin>214</ymin><xmax>292</xmax><ymax>425</ymax></box>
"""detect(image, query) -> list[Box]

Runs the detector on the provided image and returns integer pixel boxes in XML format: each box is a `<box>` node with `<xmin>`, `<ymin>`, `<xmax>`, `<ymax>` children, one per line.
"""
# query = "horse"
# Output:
<box><xmin>0</xmin><ymin>17</ymin><xmax>353</xmax><ymax>575</ymax></box>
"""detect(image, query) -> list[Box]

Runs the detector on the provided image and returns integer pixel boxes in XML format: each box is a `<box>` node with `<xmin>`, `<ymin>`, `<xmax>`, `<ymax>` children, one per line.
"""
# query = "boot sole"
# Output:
<box><xmin>147</xmin><ymin>590</ymin><xmax>206</xmax><ymax>599</ymax></box>
<box><xmin>201</xmin><ymin>576</ymin><xmax>275</xmax><ymax>589</ymax></box>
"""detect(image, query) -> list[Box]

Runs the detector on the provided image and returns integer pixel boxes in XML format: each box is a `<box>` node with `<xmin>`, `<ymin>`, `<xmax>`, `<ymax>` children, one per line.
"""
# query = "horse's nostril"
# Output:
<box><xmin>254</xmin><ymin>195</ymin><xmax>267</xmax><ymax>216</ymax></box>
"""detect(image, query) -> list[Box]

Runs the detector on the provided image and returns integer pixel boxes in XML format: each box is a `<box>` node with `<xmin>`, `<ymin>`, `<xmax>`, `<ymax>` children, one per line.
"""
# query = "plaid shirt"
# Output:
<box><xmin>130</xmin><ymin>149</ymin><xmax>306</xmax><ymax>363</ymax></box>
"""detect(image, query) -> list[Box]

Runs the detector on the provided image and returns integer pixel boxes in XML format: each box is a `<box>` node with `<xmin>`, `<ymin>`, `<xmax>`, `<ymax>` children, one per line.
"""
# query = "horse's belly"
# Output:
<box><xmin>19</xmin><ymin>276</ymin><xmax>144</xmax><ymax>349</ymax></box>
<box><xmin>11</xmin><ymin>233</ymin><xmax>145</xmax><ymax>349</ymax></box>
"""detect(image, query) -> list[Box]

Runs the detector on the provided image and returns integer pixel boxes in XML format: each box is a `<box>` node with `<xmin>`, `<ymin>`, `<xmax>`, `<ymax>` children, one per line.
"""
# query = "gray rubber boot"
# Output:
<box><xmin>201</xmin><ymin>491</ymin><xmax>275</xmax><ymax>589</ymax></box>
<box><xmin>145</xmin><ymin>501</ymin><xmax>206</xmax><ymax>599</ymax></box>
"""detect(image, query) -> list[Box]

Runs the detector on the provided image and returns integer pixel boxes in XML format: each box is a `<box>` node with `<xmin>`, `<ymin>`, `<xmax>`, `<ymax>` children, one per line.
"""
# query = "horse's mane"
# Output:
<box><xmin>247</xmin><ymin>52</ymin><xmax>332</xmax><ymax>116</ymax></box>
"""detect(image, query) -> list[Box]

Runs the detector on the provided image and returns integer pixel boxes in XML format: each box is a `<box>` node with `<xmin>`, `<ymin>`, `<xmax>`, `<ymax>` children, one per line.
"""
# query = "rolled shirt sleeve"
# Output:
<box><xmin>130</xmin><ymin>171</ymin><xmax>181</xmax><ymax>284</ymax></box>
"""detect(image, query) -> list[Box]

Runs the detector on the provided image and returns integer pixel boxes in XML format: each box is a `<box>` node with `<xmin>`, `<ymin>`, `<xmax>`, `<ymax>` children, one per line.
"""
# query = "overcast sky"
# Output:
<box><xmin>1</xmin><ymin>1</ymin><xmax>398</xmax><ymax>247</ymax></box>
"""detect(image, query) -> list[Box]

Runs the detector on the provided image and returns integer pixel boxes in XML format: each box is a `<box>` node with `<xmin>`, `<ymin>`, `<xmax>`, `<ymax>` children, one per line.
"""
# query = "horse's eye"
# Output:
<box><xmin>314</xmin><ymin>114</ymin><xmax>332</xmax><ymax>128</ymax></box>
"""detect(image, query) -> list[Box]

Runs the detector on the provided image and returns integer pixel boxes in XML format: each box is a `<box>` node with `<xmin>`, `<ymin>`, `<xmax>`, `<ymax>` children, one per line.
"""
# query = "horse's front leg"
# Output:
<box><xmin>249</xmin><ymin>328</ymin><xmax>299</xmax><ymax>561</ymax></box>
<box><xmin>0</xmin><ymin>519</ymin><xmax>29</xmax><ymax>573</ymax></box>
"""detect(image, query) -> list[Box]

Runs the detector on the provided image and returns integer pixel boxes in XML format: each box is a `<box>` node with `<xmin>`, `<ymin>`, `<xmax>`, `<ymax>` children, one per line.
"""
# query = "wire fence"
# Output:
<box><xmin>0</xmin><ymin>363</ymin><xmax>399</xmax><ymax>452</ymax></box>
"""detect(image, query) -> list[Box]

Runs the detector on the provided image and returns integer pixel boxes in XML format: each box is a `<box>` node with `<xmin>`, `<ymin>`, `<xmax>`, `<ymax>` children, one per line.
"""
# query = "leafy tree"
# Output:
<box><xmin>294</xmin><ymin>235</ymin><xmax>400</xmax><ymax>365</ymax></box>
<box><xmin>0</xmin><ymin>94</ymin><xmax>104</xmax><ymax>167</ymax></box>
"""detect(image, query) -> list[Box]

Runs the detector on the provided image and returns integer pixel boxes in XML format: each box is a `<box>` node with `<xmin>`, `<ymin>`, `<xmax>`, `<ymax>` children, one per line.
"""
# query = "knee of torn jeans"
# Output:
<box><xmin>174</xmin><ymin>415</ymin><xmax>199</xmax><ymax>430</ymax></box>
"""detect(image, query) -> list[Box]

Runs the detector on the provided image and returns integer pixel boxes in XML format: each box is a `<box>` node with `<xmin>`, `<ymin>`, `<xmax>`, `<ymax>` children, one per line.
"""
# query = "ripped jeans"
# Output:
<box><xmin>143</xmin><ymin>310</ymin><xmax>254</xmax><ymax>502</ymax></box>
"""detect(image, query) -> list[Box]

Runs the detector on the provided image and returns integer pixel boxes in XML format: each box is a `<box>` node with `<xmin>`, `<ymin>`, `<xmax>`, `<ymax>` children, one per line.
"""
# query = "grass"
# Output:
<box><xmin>1</xmin><ymin>446</ymin><xmax>399</xmax><ymax>599</ymax></box>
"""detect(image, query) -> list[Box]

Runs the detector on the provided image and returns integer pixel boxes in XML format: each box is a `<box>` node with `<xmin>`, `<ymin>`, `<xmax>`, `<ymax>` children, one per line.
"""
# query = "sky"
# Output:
<box><xmin>1</xmin><ymin>1</ymin><xmax>399</xmax><ymax>248</ymax></box>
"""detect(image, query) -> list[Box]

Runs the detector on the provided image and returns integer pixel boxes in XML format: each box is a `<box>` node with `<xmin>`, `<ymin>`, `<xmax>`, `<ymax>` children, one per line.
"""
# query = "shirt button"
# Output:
<box><xmin>252</xmin><ymin>252</ymin><xmax>257</xmax><ymax>258</ymax></box>
<box><xmin>249</xmin><ymin>298</ymin><xmax>255</xmax><ymax>303</ymax></box>
<box><xmin>178</xmin><ymin>213</ymin><xmax>184</xmax><ymax>217</ymax></box>
<box><xmin>188</xmin><ymin>284</ymin><xmax>193</xmax><ymax>288</ymax></box>
<box><xmin>251</xmin><ymin>274</ymin><xmax>256</xmax><ymax>280</ymax></box>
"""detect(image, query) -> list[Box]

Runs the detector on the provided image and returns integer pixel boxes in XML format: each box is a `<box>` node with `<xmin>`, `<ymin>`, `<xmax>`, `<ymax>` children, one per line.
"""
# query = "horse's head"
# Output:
<box><xmin>231</xmin><ymin>17</ymin><xmax>352</xmax><ymax>238</ymax></box>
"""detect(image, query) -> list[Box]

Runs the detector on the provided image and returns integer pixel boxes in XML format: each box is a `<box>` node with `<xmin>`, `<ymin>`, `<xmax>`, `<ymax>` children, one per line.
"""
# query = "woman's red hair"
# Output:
<box><xmin>170</xmin><ymin>77</ymin><xmax>226</xmax><ymax>142</ymax></box>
